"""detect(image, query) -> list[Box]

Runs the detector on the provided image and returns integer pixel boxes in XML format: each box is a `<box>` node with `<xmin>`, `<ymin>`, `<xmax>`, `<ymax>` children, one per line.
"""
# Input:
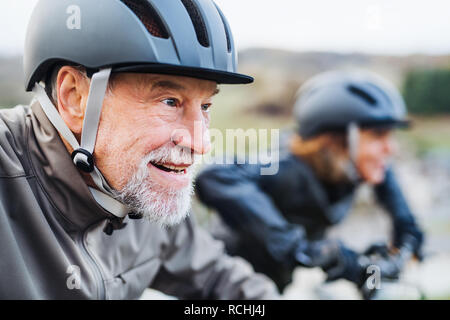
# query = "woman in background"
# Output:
<box><xmin>195</xmin><ymin>71</ymin><xmax>424</xmax><ymax>292</ymax></box>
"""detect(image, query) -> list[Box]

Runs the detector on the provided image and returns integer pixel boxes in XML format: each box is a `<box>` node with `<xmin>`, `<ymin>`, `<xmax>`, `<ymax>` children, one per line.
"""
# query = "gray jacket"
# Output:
<box><xmin>0</xmin><ymin>102</ymin><xmax>278</xmax><ymax>300</ymax></box>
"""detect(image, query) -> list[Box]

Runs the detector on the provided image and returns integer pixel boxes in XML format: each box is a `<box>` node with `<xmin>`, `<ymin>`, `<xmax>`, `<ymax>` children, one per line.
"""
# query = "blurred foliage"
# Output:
<box><xmin>403</xmin><ymin>68</ymin><xmax>450</xmax><ymax>114</ymax></box>
<box><xmin>396</xmin><ymin>115</ymin><xmax>450</xmax><ymax>155</ymax></box>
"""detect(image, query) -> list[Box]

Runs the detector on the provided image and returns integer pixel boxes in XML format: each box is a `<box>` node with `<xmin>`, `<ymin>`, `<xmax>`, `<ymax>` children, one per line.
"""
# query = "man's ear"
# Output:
<box><xmin>56</xmin><ymin>66</ymin><xmax>90</xmax><ymax>137</ymax></box>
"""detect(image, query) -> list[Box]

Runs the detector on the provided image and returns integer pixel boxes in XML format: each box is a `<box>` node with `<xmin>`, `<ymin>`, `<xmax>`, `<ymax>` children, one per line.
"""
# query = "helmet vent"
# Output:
<box><xmin>181</xmin><ymin>0</ymin><xmax>210</xmax><ymax>47</ymax></box>
<box><xmin>121</xmin><ymin>0</ymin><xmax>169</xmax><ymax>39</ymax></box>
<box><xmin>214</xmin><ymin>3</ymin><xmax>232</xmax><ymax>52</ymax></box>
<box><xmin>347</xmin><ymin>85</ymin><xmax>377</xmax><ymax>106</ymax></box>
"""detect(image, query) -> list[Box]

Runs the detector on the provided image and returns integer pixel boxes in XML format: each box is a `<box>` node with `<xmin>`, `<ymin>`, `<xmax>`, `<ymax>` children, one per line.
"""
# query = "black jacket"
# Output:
<box><xmin>196</xmin><ymin>154</ymin><xmax>422</xmax><ymax>288</ymax></box>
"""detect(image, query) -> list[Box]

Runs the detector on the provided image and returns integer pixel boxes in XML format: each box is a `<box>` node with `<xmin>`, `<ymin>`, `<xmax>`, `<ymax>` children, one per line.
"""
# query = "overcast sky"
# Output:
<box><xmin>1</xmin><ymin>0</ymin><xmax>449</xmax><ymax>56</ymax></box>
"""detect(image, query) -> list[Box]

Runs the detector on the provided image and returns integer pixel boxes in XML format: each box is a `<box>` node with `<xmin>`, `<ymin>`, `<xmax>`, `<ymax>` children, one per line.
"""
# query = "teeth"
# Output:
<box><xmin>165</xmin><ymin>164</ymin><xmax>188</xmax><ymax>170</ymax></box>
<box><xmin>162</xmin><ymin>164</ymin><xmax>188</xmax><ymax>171</ymax></box>
<box><xmin>154</xmin><ymin>162</ymin><xmax>189</xmax><ymax>172</ymax></box>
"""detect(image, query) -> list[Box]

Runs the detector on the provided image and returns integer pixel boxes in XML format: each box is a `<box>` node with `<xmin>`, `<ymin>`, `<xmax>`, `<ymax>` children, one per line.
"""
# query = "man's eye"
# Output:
<box><xmin>162</xmin><ymin>98</ymin><xmax>178</xmax><ymax>107</ymax></box>
<box><xmin>202</xmin><ymin>103</ymin><xmax>212</xmax><ymax>112</ymax></box>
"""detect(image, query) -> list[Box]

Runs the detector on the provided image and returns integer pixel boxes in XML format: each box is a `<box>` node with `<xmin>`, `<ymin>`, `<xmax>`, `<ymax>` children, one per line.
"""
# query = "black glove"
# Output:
<box><xmin>296</xmin><ymin>240</ymin><xmax>404</xmax><ymax>287</ymax></box>
<box><xmin>295</xmin><ymin>240</ymin><xmax>366</xmax><ymax>285</ymax></box>
<box><xmin>324</xmin><ymin>245</ymin><xmax>404</xmax><ymax>287</ymax></box>
<box><xmin>393</xmin><ymin>223</ymin><xmax>425</xmax><ymax>260</ymax></box>
<box><xmin>321</xmin><ymin>245</ymin><xmax>367</xmax><ymax>285</ymax></box>
<box><xmin>362</xmin><ymin>242</ymin><xmax>402</xmax><ymax>279</ymax></box>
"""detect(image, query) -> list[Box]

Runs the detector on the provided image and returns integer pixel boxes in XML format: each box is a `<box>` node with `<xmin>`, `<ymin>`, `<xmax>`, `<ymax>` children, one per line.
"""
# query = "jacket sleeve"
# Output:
<box><xmin>150</xmin><ymin>215</ymin><xmax>280</xmax><ymax>299</ymax></box>
<box><xmin>195</xmin><ymin>164</ymin><xmax>306</xmax><ymax>269</ymax></box>
<box><xmin>374</xmin><ymin>167</ymin><xmax>424</xmax><ymax>249</ymax></box>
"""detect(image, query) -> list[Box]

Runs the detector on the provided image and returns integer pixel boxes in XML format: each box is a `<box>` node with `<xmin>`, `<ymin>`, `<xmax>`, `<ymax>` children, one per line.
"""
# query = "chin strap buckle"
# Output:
<box><xmin>128</xmin><ymin>212</ymin><xmax>143</xmax><ymax>220</ymax></box>
<box><xmin>103</xmin><ymin>218</ymin><xmax>128</xmax><ymax>236</ymax></box>
<box><xmin>71</xmin><ymin>148</ymin><xmax>95</xmax><ymax>173</ymax></box>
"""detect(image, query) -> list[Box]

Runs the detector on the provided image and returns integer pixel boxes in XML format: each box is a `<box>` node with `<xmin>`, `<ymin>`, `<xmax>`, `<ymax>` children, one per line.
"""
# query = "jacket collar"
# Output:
<box><xmin>27</xmin><ymin>101</ymin><xmax>120</xmax><ymax>232</ymax></box>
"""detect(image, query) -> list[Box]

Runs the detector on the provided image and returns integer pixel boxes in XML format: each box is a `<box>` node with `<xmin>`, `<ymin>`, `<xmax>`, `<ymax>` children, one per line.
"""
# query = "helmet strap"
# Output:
<box><xmin>32</xmin><ymin>68</ymin><xmax>129</xmax><ymax>219</ymax></box>
<box><xmin>345</xmin><ymin>122</ymin><xmax>361</xmax><ymax>183</ymax></box>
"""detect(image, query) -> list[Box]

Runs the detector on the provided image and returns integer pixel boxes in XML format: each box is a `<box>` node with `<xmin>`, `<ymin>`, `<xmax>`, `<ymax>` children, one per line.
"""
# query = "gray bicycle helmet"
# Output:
<box><xmin>24</xmin><ymin>0</ymin><xmax>251</xmax><ymax>228</ymax></box>
<box><xmin>24</xmin><ymin>0</ymin><xmax>252</xmax><ymax>89</ymax></box>
<box><xmin>294</xmin><ymin>70</ymin><xmax>409</xmax><ymax>139</ymax></box>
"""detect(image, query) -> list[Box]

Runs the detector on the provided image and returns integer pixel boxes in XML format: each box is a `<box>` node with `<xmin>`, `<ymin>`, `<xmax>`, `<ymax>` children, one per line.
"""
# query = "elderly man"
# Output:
<box><xmin>0</xmin><ymin>0</ymin><xmax>278</xmax><ymax>299</ymax></box>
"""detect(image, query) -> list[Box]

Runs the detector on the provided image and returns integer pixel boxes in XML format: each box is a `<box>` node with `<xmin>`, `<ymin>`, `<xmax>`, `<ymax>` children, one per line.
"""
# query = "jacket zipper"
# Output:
<box><xmin>76</xmin><ymin>231</ymin><xmax>106</xmax><ymax>300</ymax></box>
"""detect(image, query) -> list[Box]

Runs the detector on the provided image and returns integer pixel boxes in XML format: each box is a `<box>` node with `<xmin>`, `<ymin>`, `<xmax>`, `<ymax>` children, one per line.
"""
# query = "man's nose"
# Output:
<box><xmin>170</xmin><ymin>110</ymin><xmax>211</xmax><ymax>155</ymax></box>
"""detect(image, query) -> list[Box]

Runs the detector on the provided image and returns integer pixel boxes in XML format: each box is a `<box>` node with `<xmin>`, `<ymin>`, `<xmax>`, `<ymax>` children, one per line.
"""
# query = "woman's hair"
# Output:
<box><xmin>289</xmin><ymin>132</ymin><xmax>351</xmax><ymax>183</ymax></box>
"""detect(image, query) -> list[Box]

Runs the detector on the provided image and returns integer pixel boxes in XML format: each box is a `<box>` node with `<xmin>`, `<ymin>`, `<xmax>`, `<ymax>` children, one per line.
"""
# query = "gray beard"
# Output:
<box><xmin>114</xmin><ymin>145</ymin><xmax>196</xmax><ymax>227</ymax></box>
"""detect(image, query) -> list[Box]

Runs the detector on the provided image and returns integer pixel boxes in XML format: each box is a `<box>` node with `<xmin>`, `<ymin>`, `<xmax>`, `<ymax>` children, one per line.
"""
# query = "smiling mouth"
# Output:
<box><xmin>149</xmin><ymin>161</ymin><xmax>190</xmax><ymax>174</ymax></box>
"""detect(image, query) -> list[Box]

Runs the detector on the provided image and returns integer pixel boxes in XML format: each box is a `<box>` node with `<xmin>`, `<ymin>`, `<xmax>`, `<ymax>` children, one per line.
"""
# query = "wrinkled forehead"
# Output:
<box><xmin>110</xmin><ymin>72</ymin><xmax>219</xmax><ymax>97</ymax></box>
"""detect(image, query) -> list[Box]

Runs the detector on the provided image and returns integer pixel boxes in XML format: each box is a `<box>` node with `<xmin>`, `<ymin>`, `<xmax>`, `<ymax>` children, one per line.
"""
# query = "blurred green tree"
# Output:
<box><xmin>403</xmin><ymin>69</ymin><xmax>450</xmax><ymax>114</ymax></box>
